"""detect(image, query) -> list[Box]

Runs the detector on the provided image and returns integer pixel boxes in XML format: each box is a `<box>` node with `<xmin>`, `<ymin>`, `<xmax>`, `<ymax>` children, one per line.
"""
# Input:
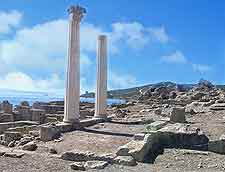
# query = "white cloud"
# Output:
<box><xmin>0</xmin><ymin>10</ymin><xmax>22</xmax><ymax>34</ymax></box>
<box><xmin>192</xmin><ymin>64</ymin><xmax>211</xmax><ymax>74</ymax></box>
<box><xmin>0</xmin><ymin>19</ymin><xmax>171</xmax><ymax>71</ymax></box>
<box><xmin>148</xmin><ymin>26</ymin><xmax>169</xmax><ymax>43</ymax></box>
<box><xmin>0</xmin><ymin>15</ymin><xmax>171</xmax><ymax>91</ymax></box>
<box><xmin>80</xmin><ymin>23</ymin><xmax>103</xmax><ymax>52</ymax></box>
<box><xmin>109</xmin><ymin>71</ymin><xmax>137</xmax><ymax>89</ymax></box>
<box><xmin>111</xmin><ymin>22</ymin><xmax>149</xmax><ymax>50</ymax></box>
<box><xmin>110</xmin><ymin>22</ymin><xmax>170</xmax><ymax>51</ymax></box>
<box><xmin>0</xmin><ymin>72</ymin><xmax>64</xmax><ymax>92</ymax></box>
<box><xmin>161</xmin><ymin>51</ymin><xmax>187</xmax><ymax>64</ymax></box>
<box><xmin>0</xmin><ymin>19</ymin><xmax>93</xmax><ymax>74</ymax></box>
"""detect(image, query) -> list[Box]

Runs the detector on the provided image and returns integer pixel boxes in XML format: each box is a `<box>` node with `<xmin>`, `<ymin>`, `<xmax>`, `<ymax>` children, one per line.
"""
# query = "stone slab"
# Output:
<box><xmin>0</xmin><ymin>121</ymin><xmax>39</xmax><ymax>134</ymax></box>
<box><xmin>145</xmin><ymin>120</ymin><xmax>168</xmax><ymax>131</ymax></box>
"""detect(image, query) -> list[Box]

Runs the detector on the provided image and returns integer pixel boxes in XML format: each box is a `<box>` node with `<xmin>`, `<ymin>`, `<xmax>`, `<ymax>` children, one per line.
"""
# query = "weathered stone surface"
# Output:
<box><xmin>17</xmin><ymin>136</ymin><xmax>33</xmax><ymax>146</ymax></box>
<box><xmin>4</xmin><ymin>131</ymin><xmax>22</xmax><ymax>143</ymax></box>
<box><xmin>40</xmin><ymin>125</ymin><xmax>60</xmax><ymax>141</ymax></box>
<box><xmin>29</xmin><ymin>131</ymin><xmax>40</xmax><ymax>137</ymax></box>
<box><xmin>158</xmin><ymin>123</ymin><xmax>209</xmax><ymax>150</ymax></box>
<box><xmin>15</xmin><ymin>106</ymin><xmax>32</xmax><ymax>121</ymax></box>
<box><xmin>133</xmin><ymin>133</ymin><xmax>145</xmax><ymax>140</ymax></box>
<box><xmin>0</xmin><ymin>121</ymin><xmax>38</xmax><ymax>134</ymax></box>
<box><xmin>4</xmin><ymin>152</ymin><xmax>25</xmax><ymax>158</ymax></box>
<box><xmin>114</xmin><ymin>109</ymin><xmax>127</xmax><ymax>118</ymax></box>
<box><xmin>31</xmin><ymin>109</ymin><xmax>45</xmax><ymax>124</ymax></box>
<box><xmin>61</xmin><ymin>151</ymin><xmax>114</xmax><ymax>163</ymax></box>
<box><xmin>117</xmin><ymin>123</ymin><xmax>208</xmax><ymax>163</ymax></box>
<box><xmin>0</xmin><ymin>100</ymin><xmax>13</xmax><ymax>113</ymax></box>
<box><xmin>202</xmin><ymin>100</ymin><xmax>215</xmax><ymax>107</ymax></box>
<box><xmin>185</xmin><ymin>102</ymin><xmax>204</xmax><ymax>114</ymax></box>
<box><xmin>0</xmin><ymin>150</ymin><xmax>6</xmax><ymax>156</ymax></box>
<box><xmin>49</xmin><ymin>147</ymin><xmax>57</xmax><ymax>154</ymax></box>
<box><xmin>170</xmin><ymin>107</ymin><xmax>186</xmax><ymax>123</ymax></box>
<box><xmin>116</xmin><ymin>133</ymin><xmax>162</xmax><ymax>163</ymax></box>
<box><xmin>154</xmin><ymin>108</ymin><xmax>162</xmax><ymax>115</ymax></box>
<box><xmin>0</xmin><ymin>140</ymin><xmax>8</xmax><ymax>146</ymax></box>
<box><xmin>8</xmin><ymin>140</ymin><xmax>15</xmax><ymax>147</ymax></box>
<box><xmin>145</xmin><ymin>121</ymin><xmax>168</xmax><ymax>131</ymax></box>
<box><xmin>208</xmin><ymin>135</ymin><xmax>225</xmax><ymax>154</ymax></box>
<box><xmin>85</xmin><ymin>160</ymin><xmax>109</xmax><ymax>169</ymax></box>
<box><xmin>91</xmin><ymin>153</ymin><xmax>114</xmax><ymax>162</ymax></box>
<box><xmin>70</xmin><ymin>162</ymin><xmax>85</xmax><ymax>171</ymax></box>
<box><xmin>45</xmin><ymin>117</ymin><xmax>58</xmax><ymax>123</ymax></box>
<box><xmin>61</xmin><ymin>151</ymin><xmax>94</xmax><ymax>161</ymax></box>
<box><xmin>0</xmin><ymin>113</ymin><xmax>14</xmax><ymax>123</ymax></box>
<box><xmin>22</xmin><ymin>141</ymin><xmax>37</xmax><ymax>151</ymax></box>
<box><xmin>80</xmin><ymin>109</ymin><xmax>93</xmax><ymax>118</ymax></box>
<box><xmin>113</xmin><ymin>156</ymin><xmax>137</xmax><ymax>166</ymax></box>
<box><xmin>191</xmin><ymin>92</ymin><xmax>206</xmax><ymax>100</ymax></box>
<box><xmin>210</xmin><ymin>103</ymin><xmax>225</xmax><ymax>111</ymax></box>
<box><xmin>180</xmin><ymin>149</ymin><xmax>209</xmax><ymax>155</ymax></box>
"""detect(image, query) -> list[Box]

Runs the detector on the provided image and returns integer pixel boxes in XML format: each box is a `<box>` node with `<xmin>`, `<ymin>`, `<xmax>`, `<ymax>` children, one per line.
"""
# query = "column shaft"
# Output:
<box><xmin>95</xmin><ymin>35</ymin><xmax>107</xmax><ymax>118</ymax></box>
<box><xmin>64</xmin><ymin>6</ymin><xmax>85</xmax><ymax>123</ymax></box>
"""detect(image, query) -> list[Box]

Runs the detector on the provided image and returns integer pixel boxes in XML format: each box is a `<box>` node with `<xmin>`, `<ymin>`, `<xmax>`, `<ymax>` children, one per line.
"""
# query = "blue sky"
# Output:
<box><xmin>0</xmin><ymin>0</ymin><xmax>224</xmax><ymax>93</ymax></box>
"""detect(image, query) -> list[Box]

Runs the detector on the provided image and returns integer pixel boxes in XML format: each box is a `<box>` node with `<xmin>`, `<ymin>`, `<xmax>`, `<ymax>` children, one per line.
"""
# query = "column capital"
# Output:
<box><xmin>98</xmin><ymin>35</ymin><xmax>107</xmax><ymax>40</ymax></box>
<box><xmin>68</xmin><ymin>5</ymin><xmax>86</xmax><ymax>21</ymax></box>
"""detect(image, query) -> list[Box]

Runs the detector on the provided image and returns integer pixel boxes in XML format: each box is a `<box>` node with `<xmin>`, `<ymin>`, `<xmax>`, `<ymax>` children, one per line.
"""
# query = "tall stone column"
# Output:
<box><xmin>64</xmin><ymin>6</ymin><xmax>86</xmax><ymax>123</ymax></box>
<box><xmin>95</xmin><ymin>35</ymin><xmax>107</xmax><ymax>118</ymax></box>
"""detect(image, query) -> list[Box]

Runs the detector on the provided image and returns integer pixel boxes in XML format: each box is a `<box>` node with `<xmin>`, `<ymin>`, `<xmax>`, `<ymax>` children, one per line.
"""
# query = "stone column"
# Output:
<box><xmin>64</xmin><ymin>5</ymin><xmax>86</xmax><ymax>123</ymax></box>
<box><xmin>95</xmin><ymin>35</ymin><xmax>107</xmax><ymax>118</ymax></box>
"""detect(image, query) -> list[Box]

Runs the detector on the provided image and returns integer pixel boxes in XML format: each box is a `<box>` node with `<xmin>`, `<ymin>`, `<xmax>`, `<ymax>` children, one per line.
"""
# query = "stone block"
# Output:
<box><xmin>158</xmin><ymin>123</ymin><xmax>209</xmax><ymax>150</ymax></box>
<box><xmin>4</xmin><ymin>152</ymin><xmax>25</xmax><ymax>158</ymax></box>
<box><xmin>210</xmin><ymin>103</ymin><xmax>225</xmax><ymax>111</ymax></box>
<box><xmin>85</xmin><ymin>161</ymin><xmax>109</xmax><ymax>169</ymax></box>
<box><xmin>70</xmin><ymin>162</ymin><xmax>85</xmax><ymax>171</ymax></box>
<box><xmin>61</xmin><ymin>151</ymin><xmax>94</xmax><ymax>161</ymax></box>
<box><xmin>0</xmin><ymin>113</ymin><xmax>14</xmax><ymax>123</ymax></box>
<box><xmin>133</xmin><ymin>133</ymin><xmax>145</xmax><ymax>140</ymax></box>
<box><xmin>4</xmin><ymin>131</ymin><xmax>22</xmax><ymax>143</ymax></box>
<box><xmin>45</xmin><ymin>117</ymin><xmax>58</xmax><ymax>123</ymax></box>
<box><xmin>170</xmin><ymin>107</ymin><xmax>186</xmax><ymax>123</ymax></box>
<box><xmin>113</xmin><ymin>156</ymin><xmax>137</xmax><ymax>166</ymax></box>
<box><xmin>31</xmin><ymin>109</ymin><xmax>45</xmax><ymax>124</ymax></box>
<box><xmin>145</xmin><ymin>121</ymin><xmax>168</xmax><ymax>131</ymax></box>
<box><xmin>15</xmin><ymin>106</ymin><xmax>32</xmax><ymax>121</ymax></box>
<box><xmin>40</xmin><ymin>125</ymin><xmax>60</xmax><ymax>141</ymax></box>
<box><xmin>22</xmin><ymin>141</ymin><xmax>37</xmax><ymax>151</ymax></box>
<box><xmin>208</xmin><ymin>135</ymin><xmax>225</xmax><ymax>154</ymax></box>
<box><xmin>116</xmin><ymin>133</ymin><xmax>162</xmax><ymax>163</ymax></box>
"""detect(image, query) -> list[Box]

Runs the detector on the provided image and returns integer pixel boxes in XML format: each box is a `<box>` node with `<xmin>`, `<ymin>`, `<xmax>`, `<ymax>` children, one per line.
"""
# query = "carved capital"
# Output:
<box><xmin>68</xmin><ymin>5</ymin><xmax>86</xmax><ymax>21</ymax></box>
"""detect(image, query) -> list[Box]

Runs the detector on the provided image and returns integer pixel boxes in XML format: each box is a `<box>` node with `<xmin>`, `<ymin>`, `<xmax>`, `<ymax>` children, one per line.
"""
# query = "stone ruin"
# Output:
<box><xmin>0</xmin><ymin>5</ymin><xmax>225</xmax><ymax>172</ymax></box>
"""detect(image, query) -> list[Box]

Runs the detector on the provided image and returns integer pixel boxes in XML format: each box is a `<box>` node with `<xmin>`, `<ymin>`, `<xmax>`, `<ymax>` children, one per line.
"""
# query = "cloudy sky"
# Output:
<box><xmin>0</xmin><ymin>0</ymin><xmax>224</xmax><ymax>93</ymax></box>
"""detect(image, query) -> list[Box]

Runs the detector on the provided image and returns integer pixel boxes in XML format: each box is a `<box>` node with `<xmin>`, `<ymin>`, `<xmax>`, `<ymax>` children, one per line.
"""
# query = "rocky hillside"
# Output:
<box><xmin>81</xmin><ymin>80</ymin><xmax>225</xmax><ymax>100</ymax></box>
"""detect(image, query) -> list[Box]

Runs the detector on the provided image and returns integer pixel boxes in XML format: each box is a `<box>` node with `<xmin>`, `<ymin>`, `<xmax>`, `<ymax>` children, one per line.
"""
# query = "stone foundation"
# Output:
<box><xmin>0</xmin><ymin>121</ymin><xmax>38</xmax><ymax>134</ymax></box>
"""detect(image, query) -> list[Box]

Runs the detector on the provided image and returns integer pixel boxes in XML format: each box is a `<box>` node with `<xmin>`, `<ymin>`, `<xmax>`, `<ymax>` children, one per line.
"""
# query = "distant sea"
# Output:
<box><xmin>0</xmin><ymin>89</ymin><xmax>125</xmax><ymax>106</ymax></box>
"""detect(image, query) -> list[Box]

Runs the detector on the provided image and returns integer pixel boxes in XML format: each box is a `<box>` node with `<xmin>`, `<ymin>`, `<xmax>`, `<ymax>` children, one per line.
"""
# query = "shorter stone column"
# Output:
<box><xmin>94</xmin><ymin>35</ymin><xmax>107</xmax><ymax>118</ymax></box>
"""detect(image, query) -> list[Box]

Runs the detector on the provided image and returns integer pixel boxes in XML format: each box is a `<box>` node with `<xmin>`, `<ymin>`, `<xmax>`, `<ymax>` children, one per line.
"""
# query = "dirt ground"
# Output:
<box><xmin>1</xmin><ymin>103</ymin><xmax>225</xmax><ymax>172</ymax></box>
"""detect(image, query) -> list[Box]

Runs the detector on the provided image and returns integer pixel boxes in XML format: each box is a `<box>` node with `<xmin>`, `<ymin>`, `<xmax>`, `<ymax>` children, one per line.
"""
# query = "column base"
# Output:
<box><xmin>63</xmin><ymin>118</ymin><xmax>83</xmax><ymax>130</ymax></box>
<box><xmin>63</xmin><ymin>118</ymin><xmax>80</xmax><ymax>124</ymax></box>
<box><xmin>94</xmin><ymin>113</ymin><xmax>108</xmax><ymax>119</ymax></box>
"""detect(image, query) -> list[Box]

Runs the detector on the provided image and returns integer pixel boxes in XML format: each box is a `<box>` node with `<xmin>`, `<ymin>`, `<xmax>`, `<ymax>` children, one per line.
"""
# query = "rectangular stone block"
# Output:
<box><xmin>4</xmin><ymin>131</ymin><xmax>22</xmax><ymax>143</ymax></box>
<box><xmin>208</xmin><ymin>140</ymin><xmax>225</xmax><ymax>154</ymax></box>
<box><xmin>0</xmin><ymin>113</ymin><xmax>14</xmax><ymax>123</ymax></box>
<box><xmin>40</xmin><ymin>125</ymin><xmax>60</xmax><ymax>141</ymax></box>
<box><xmin>31</xmin><ymin>109</ymin><xmax>45</xmax><ymax>124</ymax></box>
<box><xmin>133</xmin><ymin>133</ymin><xmax>145</xmax><ymax>141</ymax></box>
<box><xmin>145</xmin><ymin>120</ymin><xmax>168</xmax><ymax>131</ymax></box>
